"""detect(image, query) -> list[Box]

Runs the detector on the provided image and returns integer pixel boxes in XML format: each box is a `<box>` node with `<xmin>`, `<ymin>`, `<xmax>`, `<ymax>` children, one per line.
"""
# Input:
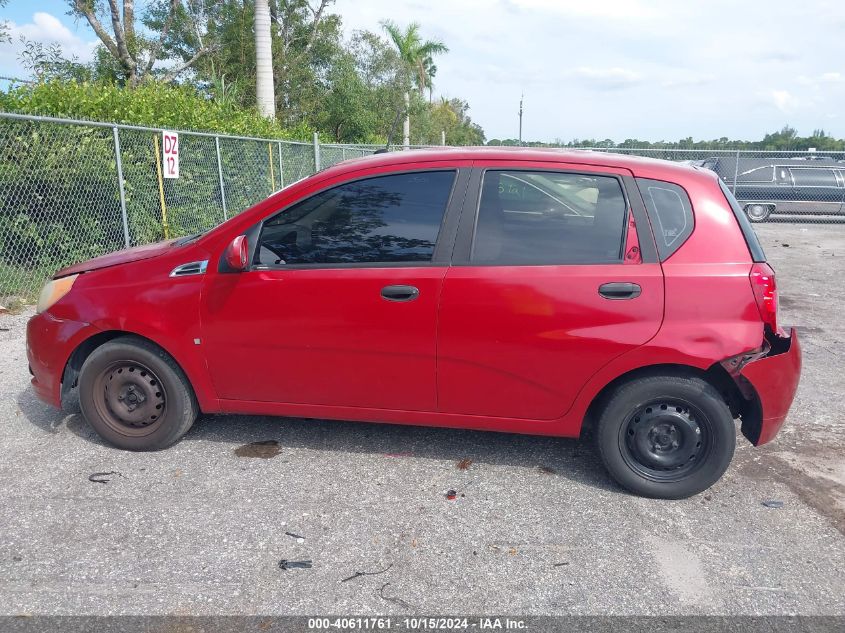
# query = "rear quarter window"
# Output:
<box><xmin>635</xmin><ymin>178</ymin><xmax>694</xmax><ymax>261</ymax></box>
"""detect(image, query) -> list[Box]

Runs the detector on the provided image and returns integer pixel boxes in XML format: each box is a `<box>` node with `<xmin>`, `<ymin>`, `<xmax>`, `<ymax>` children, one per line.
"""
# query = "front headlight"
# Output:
<box><xmin>36</xmin><ymin>274</ymin><xmax>79</xmax><ymax>314</ymax></box>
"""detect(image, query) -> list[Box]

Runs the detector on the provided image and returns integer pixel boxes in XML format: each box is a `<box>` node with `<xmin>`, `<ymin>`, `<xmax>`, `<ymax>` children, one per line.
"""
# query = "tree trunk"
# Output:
<box><xmin>254</xmin><ymin>0</ymin><xmax>275</xmax><ymax>119</ymax></box>
<box><xmin>403</xmin><ymin>91</ymin><xmax>410</xmax><ymax>150</ymax></box>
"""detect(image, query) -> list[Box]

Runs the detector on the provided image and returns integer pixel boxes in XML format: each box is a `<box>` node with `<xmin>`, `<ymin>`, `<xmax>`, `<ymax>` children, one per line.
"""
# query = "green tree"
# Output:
<box><xmin>380</xmin><ymin>21</ymin><xmax>448</xmax><ymax>147</ymax></box>
<box><xmin>68</xmin><ymin>0</ymin><xmax>217</xmax><ymax>86</ymax></box>
<box><xmin>379</xmin><ymin>21</ymin><xmax>448</xmax><ymax>92</ymax></box>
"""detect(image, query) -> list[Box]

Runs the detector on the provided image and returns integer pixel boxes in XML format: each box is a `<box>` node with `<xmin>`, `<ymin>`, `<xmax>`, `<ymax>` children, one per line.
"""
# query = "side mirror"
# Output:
<box><xmin>224</xmin><ymin>235</ymin><xmax>249</xmax><ymax>272</ymax></box>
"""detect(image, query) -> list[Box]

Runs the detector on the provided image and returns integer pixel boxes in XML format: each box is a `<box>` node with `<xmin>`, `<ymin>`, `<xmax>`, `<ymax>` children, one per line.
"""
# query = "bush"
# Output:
<box><xmin>0</xmin><ymin>80</ymin><xmax>313</xmax><ymax>140</ymax></box>
<box><xmin>0</xmin><ymin>81</ymin><xmax>318</xmax><ymax>305</ymax></box>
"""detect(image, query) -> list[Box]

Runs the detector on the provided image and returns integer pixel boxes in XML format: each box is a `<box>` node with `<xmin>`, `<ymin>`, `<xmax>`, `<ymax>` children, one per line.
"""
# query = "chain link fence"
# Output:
<box><xmin>3</xmin><ymin>111</ymin><xmax>844</xmax><ymax>307</ymax></box>
<box><xmin>581</xmin><ymin>147</ymin><xmax>845</xmax><ymax>224</ymax></box>
<box><xmin>0</xmin><ymin>112</ymin><xmax>374</xmax><ymax>305</ymax></box>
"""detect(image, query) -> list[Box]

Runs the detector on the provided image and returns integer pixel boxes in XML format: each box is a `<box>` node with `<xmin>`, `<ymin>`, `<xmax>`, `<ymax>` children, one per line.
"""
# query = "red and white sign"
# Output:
<box><xmin>162</xmin><ymin>131</ymin><xmax>179</xmax><ymax>179</ymax></box>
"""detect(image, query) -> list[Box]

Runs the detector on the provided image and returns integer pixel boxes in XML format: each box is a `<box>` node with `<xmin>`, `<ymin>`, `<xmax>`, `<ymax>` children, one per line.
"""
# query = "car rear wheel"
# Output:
<box><xmin>744</xmin><ymin>204</ymin><xmax>772</xmax><ymax>222</ymax></box>
<box><xmin>595</xmin><ymin>374</ymin><xmax>735</xmax><ymax>499</ymax></box>
<box><xmin>78</xmin><ymin>336</ymin><xmax>198</xmax><ymax>451</ymax></box>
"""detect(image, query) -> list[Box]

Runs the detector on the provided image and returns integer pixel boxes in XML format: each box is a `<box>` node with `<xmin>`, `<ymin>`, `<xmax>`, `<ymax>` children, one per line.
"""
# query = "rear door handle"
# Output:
<box><xmin>598</xmin><ymin>282</ymin><xmax>642</xmax><ymax>300</ymax></box>
<box><xmin>381</xmin><ymin>285</ymin><xmax>420</xmax><ymax>302</ymax></box>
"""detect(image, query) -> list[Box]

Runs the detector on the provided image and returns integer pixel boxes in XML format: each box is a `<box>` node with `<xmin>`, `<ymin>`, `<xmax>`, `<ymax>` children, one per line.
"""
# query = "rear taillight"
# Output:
<box><xmin>749</xmin><ymin>263</ymin><xmax>778</xmax><ymax>333</ymax></box>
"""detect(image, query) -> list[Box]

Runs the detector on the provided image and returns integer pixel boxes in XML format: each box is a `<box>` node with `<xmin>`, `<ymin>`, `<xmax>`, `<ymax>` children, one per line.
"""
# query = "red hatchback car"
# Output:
<box><xmin>26</xmin><ymin>148</ymin><xmax>801</xmax><ymax>498</ymax></box>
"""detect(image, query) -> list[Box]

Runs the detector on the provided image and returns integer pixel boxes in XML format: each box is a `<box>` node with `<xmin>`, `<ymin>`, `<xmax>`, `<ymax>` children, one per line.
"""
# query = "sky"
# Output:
<box><xmin>2</xmin><ymin>0</ymin><xmax>845</xmax><ymax>143</ymax></box>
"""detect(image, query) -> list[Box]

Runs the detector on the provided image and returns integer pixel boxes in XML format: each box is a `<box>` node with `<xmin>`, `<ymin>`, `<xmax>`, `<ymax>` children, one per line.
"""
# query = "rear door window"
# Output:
<box><xmin>790</xmin><ymin>168</ymin><xmax>838</xmax><ymax>187</ymax></box>
<box><xmin>635</xmin><ymin>178</ymin><xmax>694</xmax><ymax>261</ymax></box>
<box><xmin>470</xmin><ymin>170</ymin><xmax>627</xmax><ymax>265</ymax></box>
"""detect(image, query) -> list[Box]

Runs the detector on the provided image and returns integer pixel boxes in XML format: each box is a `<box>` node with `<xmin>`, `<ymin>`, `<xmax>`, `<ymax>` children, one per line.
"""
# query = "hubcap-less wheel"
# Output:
<box><xmin>745</xmin><ymin>204</ymin><xmax>770</xmax><ymax>222</ymax></box>
<box><xmin>92</xmin><ymin>361</ymin><xmax>167</xmax><ymax>437</ymax></box>
<box><xmin>619</xmin><ymin>399</ymin><xmax>713</xmax><ymax>482</ymax></box>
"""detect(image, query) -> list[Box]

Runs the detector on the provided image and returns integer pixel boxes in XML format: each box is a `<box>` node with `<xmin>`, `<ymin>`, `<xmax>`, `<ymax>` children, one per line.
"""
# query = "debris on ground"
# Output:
<box><xmin>444</xmin><ymin>489</ymin><xmax>465</xmax><ymax>500</ymax></box>
<box><xmin>285</xmin><ymin>531</ymin><xmax>306</xmax><ymax>543</ymax></box>
<box><xmin>341</xmin><ymin>563</ymin><xmax>393</xmax><ymax>583</ymax></box>
<box><xmin>553</xmin><ymin>562</ymin><xmax>570</xmax><ymax>567</ymax></box>
<box><xmin>278</xmin><ymin>559</ymin><xmax>312</xmax><ymax>570</ymax></box>
<box><xmin>88</xmin><ymin>471</ymin><xmax>124</xmax><ymax>484</ymax></box>
<box><xmin>762</xmin><ymin>500</ymin><xmax>785</xmax><ymax>508</ymax></box>
<box><xmin>378</xmin><ymin>582</ymin><xmax>415</xmax><ymax>610</ymax></box>
<box><xmin>782</xmin><ymin>243</ymin><xmax>790</xmax><ymax>247</ymax></box>
<box><xmin>234</xmin><ymin>440</ymin><xmax>281</xmax><ymax>458</ymax></box>
<box><xmin>538</xmin><ymin>466</ymin><xmax>557</xmax><ymax>474</ymax></box>
<box><xmin>457</xmin><ymin>458</ymin><xmax>472</xmax><ymax>470</ymax></box>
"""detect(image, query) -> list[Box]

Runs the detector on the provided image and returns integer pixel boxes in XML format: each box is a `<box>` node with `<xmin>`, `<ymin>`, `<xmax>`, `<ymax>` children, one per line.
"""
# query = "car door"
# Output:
<box><xmin>789</xmin><ymin>167</ymin><xmax>842</xmax><ymax>214</ymax></box>
<box><xmin>837</xmin><ymin>169</ymin><xmax>845</xmax><ymax>214</ymax></box>
<box><xmin>200</xmin><ymin>165</ymin><xmax>468</xmax><ymax>411</ymax></box>
<box><xmin>437</xmin><ymin>163</ymin><xmax>664</xmax><ymax>421</ymax></box>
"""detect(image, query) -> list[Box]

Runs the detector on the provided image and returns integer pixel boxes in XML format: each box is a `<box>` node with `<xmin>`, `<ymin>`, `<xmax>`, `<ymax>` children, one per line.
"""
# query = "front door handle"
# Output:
<box><xmin>598</xmin><ymin>282</ymin><xmax>642</xmax><ymax>300</ymax></box>
<box><xmin>381</xmin><ymin>285</ymin><xmax>420</xmax><ymax>302</ymax></box>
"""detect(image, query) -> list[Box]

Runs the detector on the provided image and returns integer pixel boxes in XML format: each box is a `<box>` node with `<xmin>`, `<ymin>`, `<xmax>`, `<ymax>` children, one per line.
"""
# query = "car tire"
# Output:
<box><xmin>595</xmin><ymin>374</ymin><xmax>736</xmax><ymax>499</ymax></box>
<box><xmin>78</xmin><ymin>336</ymin><xmax>198</xmax><ymax>451</ymax></box>
<box><xmin>744</xmin><ymin>204</ymin><xmax>772</xmax><ymax>222</ymax></box>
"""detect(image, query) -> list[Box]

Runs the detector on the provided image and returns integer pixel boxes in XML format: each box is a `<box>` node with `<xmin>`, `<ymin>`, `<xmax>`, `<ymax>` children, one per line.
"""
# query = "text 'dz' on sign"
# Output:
<box><xmin>162</xmin><ymin>131</ymin><xmax>179</xmax><ymax>179</ymax></box>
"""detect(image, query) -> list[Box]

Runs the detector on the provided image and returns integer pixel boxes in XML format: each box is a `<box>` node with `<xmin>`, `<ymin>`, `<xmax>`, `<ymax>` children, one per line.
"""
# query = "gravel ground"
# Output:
<box><xmin>0</xmin><ymin>223</ymin><xmax>843</xmax><ymax>616</ymax></box>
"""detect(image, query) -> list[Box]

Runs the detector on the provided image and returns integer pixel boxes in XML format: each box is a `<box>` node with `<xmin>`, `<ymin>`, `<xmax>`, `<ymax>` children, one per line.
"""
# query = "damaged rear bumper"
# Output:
<box><xmin>724</xmin><ymin>328</ymin><xmax>802</xmax><ymax>446</ymax></box>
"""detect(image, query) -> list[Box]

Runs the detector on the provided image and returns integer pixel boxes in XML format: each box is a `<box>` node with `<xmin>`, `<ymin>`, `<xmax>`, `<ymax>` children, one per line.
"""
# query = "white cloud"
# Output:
<box><xmin>0</xmin><ymin>12</ymin><xmax>99</xmax><ymax>79</ymax></box>
<box><xmin>661</xmin><ymin>73</ymin><xmax>716</xmax><ymax>89</ymax></box>
<box><xmin>798</xmin><ymin>72</ymin><xmax>844</xmax><ymax>86</ymax></box>
<box><xmin>569</xmin><ymin>67</ymin><xmax>643</xmax><ymax>91</ymax></box>
<box><xmin>508</xmin><ymin>0</ymin><xmax>658</xmax><ymax>20</ymax></box>
<box><xmin>766</xmin><ymin>90</ymin><xmax>819</xmax><ymax>114</ymax></box>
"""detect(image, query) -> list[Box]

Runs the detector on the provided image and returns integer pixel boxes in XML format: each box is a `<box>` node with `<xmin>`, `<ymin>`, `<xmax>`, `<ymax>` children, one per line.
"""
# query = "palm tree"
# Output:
<box><xmin>380</xmin><ymin>21</ymin><xmax>448</xmax><ymax>147</ymax></box>
<box><xmin>255</xmin><ymin>0</ymin><xmax>275</xmax><ymax>119</ymax></box>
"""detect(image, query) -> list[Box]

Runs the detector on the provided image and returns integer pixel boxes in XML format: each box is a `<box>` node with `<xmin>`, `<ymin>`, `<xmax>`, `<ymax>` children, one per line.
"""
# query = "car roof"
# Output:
<box><xmin>324</xmin><ymin>146</ymin><xmax>714</xmax><ymax>183</ymax></box>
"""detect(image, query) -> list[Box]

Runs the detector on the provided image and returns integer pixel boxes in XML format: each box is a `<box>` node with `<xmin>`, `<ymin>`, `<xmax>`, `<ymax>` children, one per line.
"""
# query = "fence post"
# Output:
<box><xmin>278</xmin><ymin>141</ymin><xmax>284</xmax><ymax>188</ymax></box>
<box><xmin>153</xmin><ymin>134</ymin><xmax>171</xmax><ymax>239</ymax></box>
<box><xmin>112</xmin><ymin>126</ymin><xmax>131</xmax><ymax>248</ymax></box>
<box><xmin>313</xmin><ymin>132</ymin><xmax>321</xmax><ymax>172</ymax></box>
<box><xmin>732</xmin><ymin>150</ymin><xmax>740</xmax><ymax>196</ymax></box>
<box><xmin>215</xmin><ymin>135</ymin><xmax>228</xmax><ymax>221</ymax></box>
<box><xmin>268</xmin><ymin>142</ymin><xmax>276</xmax><ymax>193</ymax></box>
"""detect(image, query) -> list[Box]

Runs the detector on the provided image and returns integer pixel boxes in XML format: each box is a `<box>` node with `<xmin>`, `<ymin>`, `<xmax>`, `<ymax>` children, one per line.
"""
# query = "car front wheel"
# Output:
<box><xmin>78</xmin><ymin>336</ymin><xmax>198</xmax><ymax>451</ymax></box>
<box><xmin>595</xmin><ymin>374</ymin><xmax>736</xmax><ymax>499</ymax></box>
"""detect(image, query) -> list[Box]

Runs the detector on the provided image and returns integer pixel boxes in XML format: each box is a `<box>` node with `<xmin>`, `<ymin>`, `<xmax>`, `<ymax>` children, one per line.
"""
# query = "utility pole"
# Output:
<box><xmin>518</xmin><ymin>94</ymin><xmax>524</xmax><ymax>146</ymax></box>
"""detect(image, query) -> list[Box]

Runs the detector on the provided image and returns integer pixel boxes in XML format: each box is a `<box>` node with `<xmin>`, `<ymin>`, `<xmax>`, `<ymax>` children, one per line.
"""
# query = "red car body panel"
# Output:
<box><xmin>437</xmin><ymin>262</ymin><xmax>665</xmax><ymax>421</ymax></box>
<box><xmin>201</xmin><ymin>266</ymin><xmax>446</xmax><ymax>410</ymax></box>
<box><xmin>54</xmin><ymin>238</ymin><xmax>180</xmax><ymax>277</ymax></box>
<box><xmin>739</xmin><ymin>328</ymin><xmax>802</xmax><ymax>445</ymax></box>
<box><xmin>25</xmin><ymin>148</ymin><xmax>801</xmax><ymax>445</ymax></box>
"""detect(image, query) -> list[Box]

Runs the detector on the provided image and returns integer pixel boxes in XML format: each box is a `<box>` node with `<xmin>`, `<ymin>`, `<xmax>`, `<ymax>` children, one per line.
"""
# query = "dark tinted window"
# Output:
<box><xmin>636</xmin><ymin>178</ymin><xmax>694</xmax><ymax>261</ymax></box>
<box><xmin>790</xmin><ymin>168</ymin><xmax>838</xmax><ymax>187</ymax></box>
<box><xmin>471</xmin><ymin>171</ymin><xmax>627</xmax><ymax>265</ymax></box>
<box><xmin>738</xmin><ymin>166</ymin><xmax>775</xmax><ymax>183</ymax></box>
<box><xmin>257</xmin><ymin>171</ymin><xmax>455</xmax><ymax>265</ymax></box>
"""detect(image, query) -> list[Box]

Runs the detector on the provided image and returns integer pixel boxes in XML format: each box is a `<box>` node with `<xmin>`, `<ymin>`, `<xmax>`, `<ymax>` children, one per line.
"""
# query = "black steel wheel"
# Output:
<box><xmin>619</xmin><ymin>399</ymin><xmax>713</xmax><ymax>483</ymax></box>
<box><xmin>595</xmin><ymin>374</ymin><xmax>735</xmax><ymax>499</ymax></box>
<box><xmin>78</xmin><ymin>336</ymin><xmax>198</xmax><ymax>451</ymax></box>
<box><xmin>91</xmin><ymin>360</ymin><xmax>168</xmax><ymax>437</ymax></box>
